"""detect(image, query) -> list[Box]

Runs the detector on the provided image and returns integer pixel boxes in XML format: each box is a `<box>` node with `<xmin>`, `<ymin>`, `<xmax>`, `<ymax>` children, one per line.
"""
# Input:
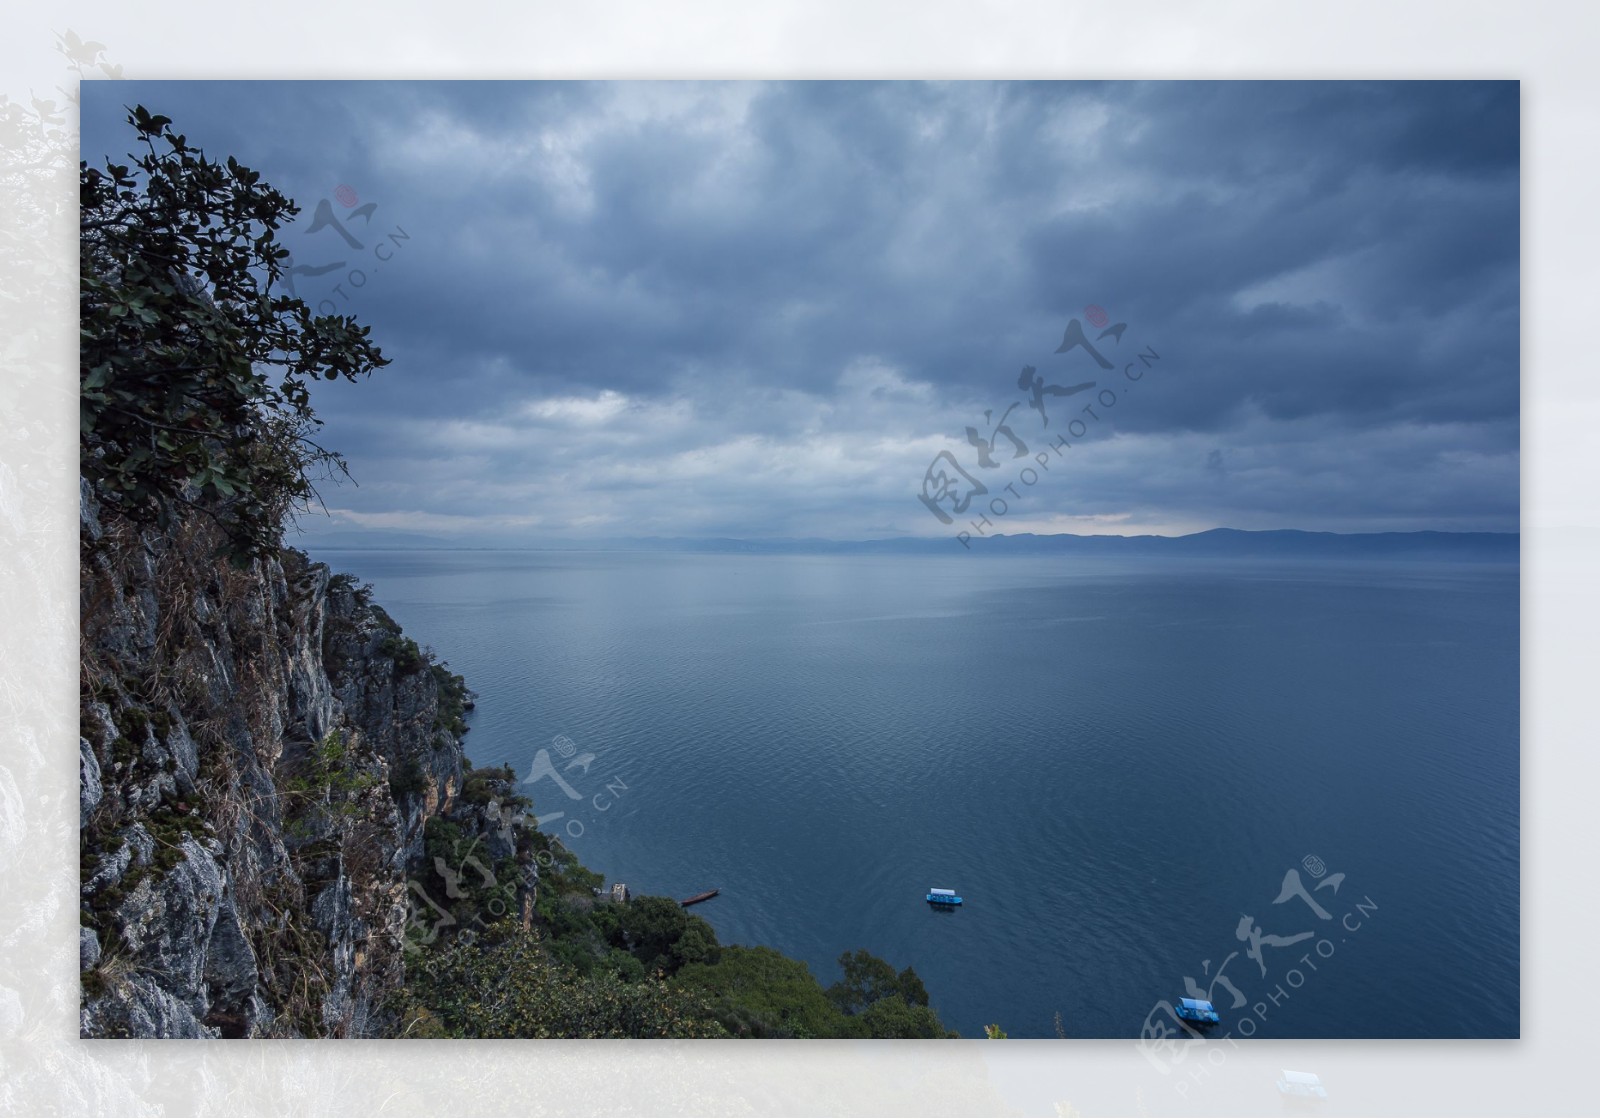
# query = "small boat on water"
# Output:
<box><xmin>680</xmin><ymin>888</ymin><xmax>719</xmax><ymax>907</ymax></box>
<box><xmin>926</xmin><ymin>887</ymin><xmax>963</xmax><ymax>907</ymax></box>
<box><xmin>1174</xmin><ymin>997</ymin><xmax>1220</xmax><ymax>1026</ymax></box>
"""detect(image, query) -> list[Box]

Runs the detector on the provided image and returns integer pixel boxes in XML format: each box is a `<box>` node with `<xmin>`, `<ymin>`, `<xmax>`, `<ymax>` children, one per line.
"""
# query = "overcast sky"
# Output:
<box><xmin>80</xmin><ymin>80</ymin><xmax>1520</xmax><ymax>542</ymax></box>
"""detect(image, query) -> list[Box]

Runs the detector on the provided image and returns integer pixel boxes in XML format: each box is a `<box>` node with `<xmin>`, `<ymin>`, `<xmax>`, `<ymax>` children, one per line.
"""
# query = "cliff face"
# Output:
<box><xmin>77</xmin><ymin>487</ymin><xmax>497</xmax><ymax>1038</ymax></box>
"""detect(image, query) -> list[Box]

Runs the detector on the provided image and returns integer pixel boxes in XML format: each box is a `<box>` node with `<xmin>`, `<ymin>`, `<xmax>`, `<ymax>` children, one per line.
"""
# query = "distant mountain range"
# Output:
<box><xmin>297</xmin><ymin>527</ymin><xmax>1519</xmax><ymax>561</ymax></box>
<box><xmin>291</xmin><ymin>529</ymin><xmax>461</xmax><ymax>550</ymax></box>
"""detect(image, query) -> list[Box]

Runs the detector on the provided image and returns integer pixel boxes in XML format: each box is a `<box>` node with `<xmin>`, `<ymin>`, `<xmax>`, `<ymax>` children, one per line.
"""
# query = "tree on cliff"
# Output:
<box><xmin>80</xmin><ymin>104</ymin><xmax>388</xmax><ymax>561</ymax></box>
<box><xmin>826</xmin><ymin>948</ymin><xmax>930</xmax><ymax>1013</ymax></box>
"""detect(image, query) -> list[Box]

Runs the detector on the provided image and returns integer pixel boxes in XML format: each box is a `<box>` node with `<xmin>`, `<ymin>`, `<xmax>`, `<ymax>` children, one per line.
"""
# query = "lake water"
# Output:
<box><xmin>312</xmin><ymin>548</ymin><xmax>1519</xmax><ymax>1039</ymax></box>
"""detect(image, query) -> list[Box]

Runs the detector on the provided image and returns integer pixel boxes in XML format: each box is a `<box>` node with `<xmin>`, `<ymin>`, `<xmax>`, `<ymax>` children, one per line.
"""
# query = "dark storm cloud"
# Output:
<box><xmin>78</xmin><ymin>80</ymin><xmax>1519</xmax><ymax>540</ymax></box>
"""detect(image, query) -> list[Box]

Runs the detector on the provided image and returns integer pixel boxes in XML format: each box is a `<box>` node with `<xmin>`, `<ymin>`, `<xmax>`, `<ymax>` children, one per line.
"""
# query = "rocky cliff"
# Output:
<box><xmin>77</xmin><ymin>487</ymin><xmax>516</xmax><ymax>1038</ymax></box>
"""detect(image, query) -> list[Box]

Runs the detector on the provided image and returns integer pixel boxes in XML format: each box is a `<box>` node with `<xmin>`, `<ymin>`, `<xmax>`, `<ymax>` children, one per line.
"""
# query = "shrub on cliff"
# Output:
<box><xmin>395</xmin><ymin>922</ymin><xmax>728</xmax><ymax>1039</ymax></box>
<box><xmin>673</xmin><ymin>945</ymin><xmax>848</xmax><ymax>1038</ymax></box>
<box><xmin>826</xmin><ymin>947</ymin><xmax>931</xmax><ymax>1014</ymax></box>
<box><xmin>676</xmin><ymin>944</ymin><xmax>956</xmax><ymax>1038</ymax></box>
<box><xmin>80</xmin><ymin>104</ymin><xmax>388</xmax><ymax>562</ymax></box>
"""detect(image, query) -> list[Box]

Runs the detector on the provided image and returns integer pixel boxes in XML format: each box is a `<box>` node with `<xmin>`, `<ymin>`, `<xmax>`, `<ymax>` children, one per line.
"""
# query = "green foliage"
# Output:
<box><xmin>387</xmin><ymin>756</ymin><xmax>429</xmax><ymax>800</ymax></box>
<box><xmin>528</xmin><ymin>833</ymin><xmax>603</xmax><ymax>899</ymax></box>
<box><xmin>398</xmin><ymin>819</ymin><xmax>956</xmax><ymax>1038</ymax></box>
<box><xmin>396</xmin><ymin>923</ymin><xmax>728</xmax><ymax>1038</ymax></box>
<box><xmin>461</xmin><ymin>765</ymin><xmax>525</xmax><ymax>808</ymax></box>
<box><xmin>826</xmin><ymin>948</ymin><xmax>900</xmax><ymax>1015</ymax></box>
<box><xmin>604</xmin><ymin>896</ymin><xmax>721</xmax><ymax>975</ymax></box>
<box><xmin>826</xmin><ymin>948</ymin><xmax>931</xmax><ymax>1015</ymax></box>
<box><xmin>362</xmin><ymin>607</ymin><xmax>474</xmax><ymax>725</ymax></box>
<box><xmin>398</xmin><ymin>791</ymin><xmax>954</xmax><ymax>1039</ymax></box>
<box><xmin>648</xmin><ymin>935</ymin><xmax>956</xmax><ymax>1039</ymax></box>
<box><xmin>80</xmin><ymin>104</ymin><xmax>388</xmax><ymax>562</ymax></box>
<box><xmin>378</xmin><ymin>633</ymin><xmax>427</xmax><ymax>675</ymax></box>
<box><xmin>315</xmin><ymin>727</ymin><xmax>347</xmax><ymax>770</ymax></box>
<box><xmin>430</xmin><ymin>662</ymin><xmax>474</xmax><ymax>735</ymax></box>
<box><xmin>856</xmin><ymin>995</ymin><xmax>955</xmax><ymax>1038</ymax></box>
<box><xmin>326</xmin><ymin>572</ymin><xmax>377</xmax><ymax>610</ymax></box>
<box><xmin>417</xmin><ymin>817</ymin><xmax>522</xmax><ymax>935</ymax></box>
<box><xmin>897</xmin><ymin>964</ymin><xmax>930</xmax><ymax>1007</ymax></box>
<box><xmin>674</xmin><ymin>945</ymin><xmax>849</xmax><ymax>1038</ymax></box>
<box><xmin>671</xmin><ymin>914</ymin><xmax>721</xmax><ymax>973</ymax></box>
<box><xmin>605</xmin><ymin>947</ymin><xmax>646</xmax><ymax>984</ymax></box>
<box><xmin>279</xmin><ymin>727</ymin><xmax>381</xmax><ymax>827</ymax></box>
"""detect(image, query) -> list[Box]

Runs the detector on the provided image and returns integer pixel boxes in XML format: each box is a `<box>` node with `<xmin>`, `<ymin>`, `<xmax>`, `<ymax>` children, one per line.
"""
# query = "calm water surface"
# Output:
<box><xmin>312</xmin><ymin>548</ymin><xmax>1519</xmax><ymax>1039</ymax></box>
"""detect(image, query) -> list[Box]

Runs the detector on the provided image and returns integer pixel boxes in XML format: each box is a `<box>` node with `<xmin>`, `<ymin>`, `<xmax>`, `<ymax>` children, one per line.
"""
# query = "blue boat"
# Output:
<box><xmin>1175</xmin><ymin>997</ymin><xmax>1220</xmax><ymax>1025</ymax></box>
<box><xmin>926</xmin><ymin>887</ymin><xmax>963</xmax><ymax>906</ymax></box>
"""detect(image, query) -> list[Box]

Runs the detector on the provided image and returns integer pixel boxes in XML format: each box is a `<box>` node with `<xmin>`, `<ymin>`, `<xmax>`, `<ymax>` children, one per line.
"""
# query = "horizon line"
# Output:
<box><xmin>291</xmin><ymin>525</ymin><xmax>1522</xmax><ymax>550</ymax></box>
